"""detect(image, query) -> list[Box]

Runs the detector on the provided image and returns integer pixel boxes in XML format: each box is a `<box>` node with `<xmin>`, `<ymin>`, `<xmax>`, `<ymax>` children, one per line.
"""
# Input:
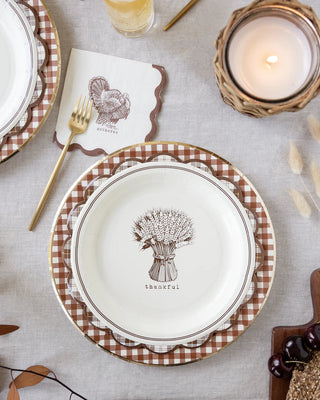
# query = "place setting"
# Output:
<box><xmin>49</xmin><ymin>141</ymin><xmax>275</xmax><ymax>365</ymax></box>
<box><xmin>2</xmin><ymin>0</ymin><xmax>320</xmax><ymax>399</ymax></box>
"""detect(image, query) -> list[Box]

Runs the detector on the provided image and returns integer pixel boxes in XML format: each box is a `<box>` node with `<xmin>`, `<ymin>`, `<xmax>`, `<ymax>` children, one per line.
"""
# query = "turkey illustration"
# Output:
<box><xmin>133</xmin><ymin>209</ymin><xmax>194</xmax><ymax>282</ymax></box>
<box><xmin>88</xmin><ymin>76</ymin><xmax>130</xmax><ymax>126</ymax></box>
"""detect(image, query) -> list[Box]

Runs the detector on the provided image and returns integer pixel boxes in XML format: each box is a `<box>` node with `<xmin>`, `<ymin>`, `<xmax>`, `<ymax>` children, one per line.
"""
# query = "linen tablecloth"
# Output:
<box><xmin>1</xmin><ymin>0</ymin><xmax>320</xmax><ymax>398</ymax></box>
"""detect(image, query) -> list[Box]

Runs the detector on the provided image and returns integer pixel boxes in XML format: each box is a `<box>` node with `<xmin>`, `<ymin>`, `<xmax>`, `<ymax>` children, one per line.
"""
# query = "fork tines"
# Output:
<box><xmin>72</xmin><ymin>96</ymin><xmax>93</xmax><ymax>123</ymax></box>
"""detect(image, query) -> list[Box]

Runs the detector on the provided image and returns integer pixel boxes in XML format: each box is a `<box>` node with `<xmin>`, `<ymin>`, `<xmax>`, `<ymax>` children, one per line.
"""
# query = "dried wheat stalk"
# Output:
<box><xmin>311</xmin><ymin>161</ymin><xmax>320</xmax><ymax>198</ymax></box>
<box><xmin>289</xmin><ymin>189</ymin><xmax>312</xmax><ymax>218</ymax></box>
<box><xmin>308</xmin><ymin>115</ymin><xmax>320</xmax><ymax>143</ymax></box>
<box><xmin>288</xmin><ymin>140</ymin><xmax>320</xmax><ymax>215</ymax></box>
<box><xmin>133</xmin><ymin>209</ymin><xmax>193</xmax><ymax>282</ymax></box>
<box><xmin>287</xmin><ymin>117</ymin><xmax>320</xmax><ymax>240</ymax></box>
<box><xmin>289</xmin><ymin>141</ymin><xmax>303</xmax><ymax>175</ymax></box>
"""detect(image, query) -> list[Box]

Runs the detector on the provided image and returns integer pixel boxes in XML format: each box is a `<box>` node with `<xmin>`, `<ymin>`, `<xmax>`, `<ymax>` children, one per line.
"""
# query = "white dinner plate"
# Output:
<box><xmin>71</xmin><ymin>162</ymin><xmax>256</xmax><ymax>346</ymax></box>
<box><xmin>0</xmin><ymin>0</ymin><xmax>37</xmax><ymax>138</ymax></box>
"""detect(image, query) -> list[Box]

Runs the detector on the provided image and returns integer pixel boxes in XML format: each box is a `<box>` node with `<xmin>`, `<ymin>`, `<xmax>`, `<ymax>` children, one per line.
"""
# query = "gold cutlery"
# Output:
<box><xmin>163</xmin><ymin>0</ymin><xmax>201</xmax><ymax>31</ymax></box>
<box><xmin>29</xmin><ymin>96</ymin><xmax>93</xmax><ymax>231</ymax></box>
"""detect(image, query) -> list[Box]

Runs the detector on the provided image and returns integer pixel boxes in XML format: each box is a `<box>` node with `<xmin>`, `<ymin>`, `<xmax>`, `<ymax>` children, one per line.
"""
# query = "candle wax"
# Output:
<box><xmin>227</xmin><ymin>16</ymin><xmax>313</xmax><ymax>100</ymax></box>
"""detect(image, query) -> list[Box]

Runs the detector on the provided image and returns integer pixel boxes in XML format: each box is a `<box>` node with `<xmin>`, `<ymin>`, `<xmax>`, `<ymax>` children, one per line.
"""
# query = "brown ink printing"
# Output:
<box><xmin>88</xmin><ymin>76</ymin><xmax>130</xmax><ymax>133</ymax></box>
<box><xmin>145</xmin><ymin>284</ymin><xmax>180</xmax><ymax>290</ymax></box>
<box><xmin>133</xmin><ymin>208</ymin><xmax>193</xmax><ymax>282</ymax></box>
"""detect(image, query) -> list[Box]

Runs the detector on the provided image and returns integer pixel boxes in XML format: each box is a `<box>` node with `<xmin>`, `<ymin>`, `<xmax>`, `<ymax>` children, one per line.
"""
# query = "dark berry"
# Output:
<box><xmin>283</xmin><ymin>335</ymin><xmax>310</xmax><ymax>362</ymax></box>
<box><xmin>268</xmin><ymin>353</ymin><xmax>293</xmax><ymax>379</ymax></box>
<box><xmin>304</xmin><ymin>323</ymin><xmax>320</xmax><ymax>351</ymax></box>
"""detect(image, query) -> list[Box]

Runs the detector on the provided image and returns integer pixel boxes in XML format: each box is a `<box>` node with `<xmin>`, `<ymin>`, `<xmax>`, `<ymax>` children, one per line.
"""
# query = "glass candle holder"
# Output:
<box><xmin>213</xmin><ymin>1</ymin><xmax>320</xmax><ymax>117</ymax></box>
<box><xmin>104</xmin><ymin>0</ymin><xmax>154</xmax><ymax>38</ymax></box>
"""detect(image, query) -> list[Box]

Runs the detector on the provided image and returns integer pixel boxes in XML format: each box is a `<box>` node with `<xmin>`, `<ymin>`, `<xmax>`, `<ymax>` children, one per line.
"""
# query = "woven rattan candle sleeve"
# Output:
<box><xmin>213</xmin><ymin>0</ymin><xmax>320</xmax><ymax>118</ymax></box>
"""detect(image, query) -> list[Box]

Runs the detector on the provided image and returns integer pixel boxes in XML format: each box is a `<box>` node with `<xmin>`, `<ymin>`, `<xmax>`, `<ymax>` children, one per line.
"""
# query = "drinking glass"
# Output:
<box><xmin>104</xmin><ymin>0</ymin><xmax>154</xmax><ymax>38</ymax></box>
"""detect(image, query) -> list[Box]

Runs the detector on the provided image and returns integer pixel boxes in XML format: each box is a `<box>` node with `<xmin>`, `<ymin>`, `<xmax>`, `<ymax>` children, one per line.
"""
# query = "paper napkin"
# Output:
<box><xmin>54</xmin><ymin>48</ymin><xmax>166</xmax><ymax>156</ymax></box>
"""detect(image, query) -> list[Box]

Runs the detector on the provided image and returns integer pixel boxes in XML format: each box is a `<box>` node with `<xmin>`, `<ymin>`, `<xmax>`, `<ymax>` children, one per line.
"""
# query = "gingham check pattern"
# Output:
<box><xmin>0</xmin><ymin>0</ymin><xmax>59</xmax><ymax>163</ymax></box>
<box><xmin>50</xmin><ymin>143</ymin><xmax>275</xmax><ymax>366</ymax></box>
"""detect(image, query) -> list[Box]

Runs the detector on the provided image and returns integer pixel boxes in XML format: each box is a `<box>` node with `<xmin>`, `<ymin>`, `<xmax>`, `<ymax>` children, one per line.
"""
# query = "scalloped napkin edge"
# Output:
<box><xmin>54</xmin><ymin>48</ymin><xmax>167</xmax><ymax>156</ymax></box>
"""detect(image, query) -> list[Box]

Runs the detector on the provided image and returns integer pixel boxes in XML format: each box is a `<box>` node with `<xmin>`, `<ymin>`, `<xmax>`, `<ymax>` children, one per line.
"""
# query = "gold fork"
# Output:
<box><xmin>29</xmin><ymin>96</ymin><xmax>93</xmax><ymax>231</ymax></box>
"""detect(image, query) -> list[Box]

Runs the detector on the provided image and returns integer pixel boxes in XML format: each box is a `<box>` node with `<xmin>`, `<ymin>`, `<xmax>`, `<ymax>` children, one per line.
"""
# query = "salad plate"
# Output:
<box><xmin>71</xmin><ymin>162</ymin><xmax>256</xmax><ymax>346</ymax></box>
<box><xmin>0</xmin><ymin>0</ymin><xmax>37</xmax><ymax>138</ymax></box>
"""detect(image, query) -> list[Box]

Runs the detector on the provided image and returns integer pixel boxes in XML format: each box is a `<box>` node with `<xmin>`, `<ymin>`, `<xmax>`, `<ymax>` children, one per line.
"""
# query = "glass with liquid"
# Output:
<box><xmin>104</xmin><ymin>0</ymin><xmax>154</xmax><ymax>37</ymax></box>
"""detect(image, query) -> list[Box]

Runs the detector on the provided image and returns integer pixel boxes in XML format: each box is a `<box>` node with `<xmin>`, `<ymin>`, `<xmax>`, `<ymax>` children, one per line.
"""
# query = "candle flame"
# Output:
<box><xmin>266</xmin><ymin>55</ymin><xmax>279</xmax><ymax>68</ymax></box>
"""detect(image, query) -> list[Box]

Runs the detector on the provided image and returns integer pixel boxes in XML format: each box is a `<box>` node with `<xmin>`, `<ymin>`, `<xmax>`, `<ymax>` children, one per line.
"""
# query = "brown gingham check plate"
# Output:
<box><xmin>49</xmin><ymin>142</ymin><xmax>276</xmax><ymax>366</ymax></box>
<box><xmin>0</xmin><ymin>0</ymin><xmax>60</xmax><ymax>163</ymax></box>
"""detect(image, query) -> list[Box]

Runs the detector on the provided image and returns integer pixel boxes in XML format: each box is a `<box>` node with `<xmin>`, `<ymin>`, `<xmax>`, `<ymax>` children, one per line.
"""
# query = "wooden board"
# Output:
<box><xmin>269</xmin><ymin>268</ymin><xmax>320</xmax><ymax>400</ymax></box>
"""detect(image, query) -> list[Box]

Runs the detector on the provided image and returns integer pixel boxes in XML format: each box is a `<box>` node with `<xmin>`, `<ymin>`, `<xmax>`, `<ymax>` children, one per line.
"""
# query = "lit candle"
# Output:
<box><xmin>226</xmin><ymin>9</ymin><xmax>319</xmax><ymax>101</ymax></box>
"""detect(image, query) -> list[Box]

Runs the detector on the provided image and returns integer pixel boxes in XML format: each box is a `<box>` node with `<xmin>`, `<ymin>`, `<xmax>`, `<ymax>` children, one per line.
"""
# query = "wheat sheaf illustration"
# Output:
<box><xmin>133</xmin><ymin>209</ymin><xmax>194</xmax><ymax>282</ymax></box>
<box><xmin>88</xmin><ymin>76</ymin><xmax>130</xmax><ymax>126</ymax></box>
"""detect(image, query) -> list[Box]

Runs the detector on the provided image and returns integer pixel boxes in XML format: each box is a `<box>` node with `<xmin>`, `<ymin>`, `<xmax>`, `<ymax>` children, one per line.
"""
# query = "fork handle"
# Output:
<box><xmin>29</xmin><ymin>132</ymin><xmax>75</xmax><ymax>231</ymax></box>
